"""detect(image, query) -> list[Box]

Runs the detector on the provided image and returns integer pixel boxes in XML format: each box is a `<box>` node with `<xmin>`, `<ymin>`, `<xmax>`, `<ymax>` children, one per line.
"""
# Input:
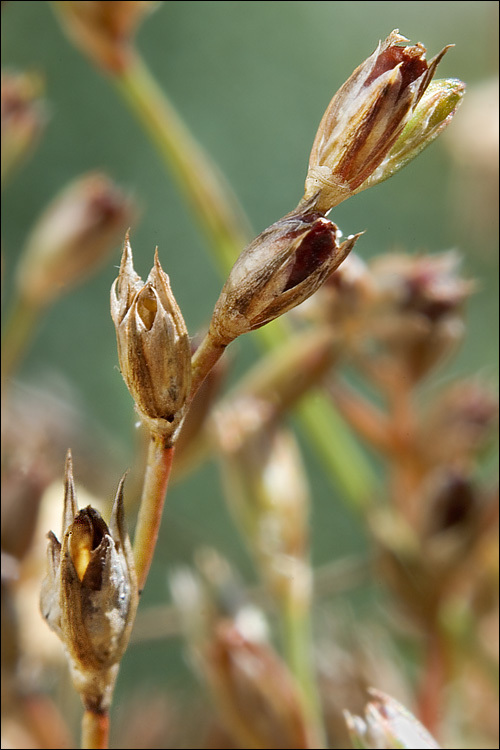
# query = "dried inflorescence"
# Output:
<box><xmin>40</xmin><ymin>452</ymin><xmax>138</xmax><ymax>713</ymax></box>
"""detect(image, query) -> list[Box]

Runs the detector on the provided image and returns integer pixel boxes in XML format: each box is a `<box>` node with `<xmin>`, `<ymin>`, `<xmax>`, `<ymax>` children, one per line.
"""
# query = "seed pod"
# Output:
<box><xmin>304</xmin><ymin>30</ymin><xmax>452</xmax><ymax>211</ymax></box>
<box><xmin>202</xmin><ymin>621</ymin><xmax>317</xmax><ymax>749</ymax></box>
<box><xmin>208</xmin><ymin>203</ymin><xmax>360</xmax><ymax>347</ymax></box>
<box><xmin>16</xmin><ymin>172</ymin><xmax>135</xmax><ymax>308</ymax></box>
<box><xmin>40</xmin><ymin>452</ymin><xmax>138</xmax><ymax>712</ymax></box>
<box><xmin>111</xmin><ymin>236</ymin><xmax>192</xmax><ymax>444</ymax></box>
<box><xmin>51</xmin><ymin>1</ymin><xmax>159</xmax><ymax>73</ymax></box>
<box><xmin>1</xmin><ymin>70</ymin><xmax>48</xmax><ymax>185</ymax></box>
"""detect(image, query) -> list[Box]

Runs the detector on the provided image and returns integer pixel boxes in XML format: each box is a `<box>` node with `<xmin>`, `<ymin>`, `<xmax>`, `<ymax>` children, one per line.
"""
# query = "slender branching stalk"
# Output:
<box><xmin>1</xmin><ymin>293</ymin><xmax>38</xmax><ymax>387</ymax></box>
<box><xmin>111</xmin><ymin>47</ymin><xmax>376</xmax><ymax>511</ymax></box>
<box><xmin>133</xmin><ymin>437</ymin><xmax>176</xmax><ymax>593</ymax></box>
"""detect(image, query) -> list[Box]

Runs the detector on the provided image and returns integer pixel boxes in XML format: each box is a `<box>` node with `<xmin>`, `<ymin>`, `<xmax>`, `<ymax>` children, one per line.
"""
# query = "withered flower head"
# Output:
<box><xmin>1</xmin><ymin>70</ymin><xmax>48</xmax><ymax>185</ymax></box>
<box><xmin>40</xmin><ymin>451</ymin><xmax>138</xmax><ymax>712</ymax></box>
<box><xmin>51</xmin><ymin>1</ymin><xmax>159</xmax><ymax>73</ymax></box>
<box><xmin>110</xmin><ymin>235</ymin><xmax>192</xmax><ymax>444</ymax></box>
<box><xmin>208</xmin><ymin>202</ymin><xmax>361</xmax><ymax>347</ymax></box>
<box><xmin>305</xmin><ymin>30</ymin><xmax>453</xmax><ymax>211</ymax></box>
<box><xmin>16</xmin><ymin>171</ymin><xmax>135</xmax><ymax>308</ymax></box>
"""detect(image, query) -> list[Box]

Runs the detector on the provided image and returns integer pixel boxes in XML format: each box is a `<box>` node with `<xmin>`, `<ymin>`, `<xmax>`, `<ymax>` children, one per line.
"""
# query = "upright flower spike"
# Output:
<box><xmin>111</xmin><ymin>236</ymin><xmax>192</xmax><ymax>444</ymax></box>
<box><xmin>40</xmin><ymin>451</ymin><xmax>138</xmax><ymax>713</ymax></box>
<box><xmin>208</xmin><ymin>202</ymin><xmax>361</xmax><ymax>348</ymax></box>
<box><xmin>304</xmin><ymin>30</ymin><xmax>453</xmax><ymax>212</ymax></box>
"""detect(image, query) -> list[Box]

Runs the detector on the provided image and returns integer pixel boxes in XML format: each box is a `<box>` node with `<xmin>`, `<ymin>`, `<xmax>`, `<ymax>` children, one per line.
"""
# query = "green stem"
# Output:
<box><xmin>133</xmin><ymin>436</ymin><xmax>175</xmax><ymax>593</ymax></box>
<box><xmin>113</xmin><ymin>53</ymin><xmax>250</xmax><ymax>272</ymax></box>
<box><xmin>1</xmin><ymin>292</ymin><xmax>41</xmax><ymax>387</ymax></box>
<box><xmin>280</xmin><ymin>577</ymin><xmax>327</xmax><ymax>748</ymax></box>
<box><xmin>297</xmin><ymin>395</ymin><xmax>374</xmax><ymax>514</ymax></box>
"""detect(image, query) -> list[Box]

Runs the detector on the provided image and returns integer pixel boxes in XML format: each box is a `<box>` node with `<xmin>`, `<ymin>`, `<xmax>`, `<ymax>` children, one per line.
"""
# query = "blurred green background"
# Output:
<box><xmin>2</xmin><ymin>0</ymin><xmax>498</xmax><ymax>740</ymax></box>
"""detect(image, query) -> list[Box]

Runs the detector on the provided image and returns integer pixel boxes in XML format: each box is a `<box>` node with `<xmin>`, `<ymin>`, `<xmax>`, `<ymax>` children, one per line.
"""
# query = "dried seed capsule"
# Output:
<box><xmin>110</xmin><ymin>236</ymin><xmax>192</xmax><ymax>444</ymax></box>
<box><xmin>16</xmin><ymin>172</ymin><xmax>135</xmax><ymax>308</ymax></box>
<box><xmin>1</xmin><ymin>70</ymin><xmax>47</xmax><ymax>184</ymax></box>
<box><xmin>51</xmin><ymin>1</ymin><xmax>158</xmax><ymax>73</ymax></box>
<box><xmin>208</xmin><ymin>204</ymin><xmax>360</xmax><ymax>347</ymax></box>
<box><xmin>40</xmin><ymin>452</ymin><xmax>138</xmax><ymax>712</ymax></box>
<box><xmin>304</xmin><ymin>30</ymin><xmax>452</xmax><ymax>211</ymax></box>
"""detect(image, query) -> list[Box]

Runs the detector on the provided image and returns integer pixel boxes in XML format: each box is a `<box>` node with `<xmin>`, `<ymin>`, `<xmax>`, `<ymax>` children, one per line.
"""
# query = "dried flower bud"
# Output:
<box><xmin>418</xmin><ymin>380</ymin><xmax>498</xmax><ymax>470</ymax></box>
<box><xmin>354</xmin><ymin>78</ymin><xmax>466</xmax><ymax>194</ymax></box>
<box><xmin>40</xmin><ymin>451</ymin><xmax>138</xmax><ymax>712</ymax></box>
<box><xmin>1</xmin><ymin>70</ymin><xmax>48</xmax><ymax>185</ymax></box>
<box><xmin>51</xmin><ymin>1</ymin><xmax>159</xmax><ymax>73</ymax></box>
<box><xmin>110</xmin><ymin>236</ymin><xmax>191</xmax><ymax>444</ymax></box>
<box><xmin>201</xmin><ymin>620</ymin><xmax>317</xmax><ymax>749</ymax></box>
<box><xmin>15</xmin><ymin>172</ymin><xmax>135</xmax><ymax>308</ymax></box>
<box><xmin>208</xmin><ymin>203</ymin><xmax>360</xmax><ymax>347</ymax></box>
<box><xmin>368</xmin><ymin>251</ymin><xmax>474</xmax><ymax>381</ymax></box>
<box><xmin>345</xmin><ymin>689</ymin><xmax>441</xmax><ymax>749</ymax></box>
<box><xmin>304</xmin><ymin>30</ymin><xmax>451</xmax><ymax>211</ymax></box>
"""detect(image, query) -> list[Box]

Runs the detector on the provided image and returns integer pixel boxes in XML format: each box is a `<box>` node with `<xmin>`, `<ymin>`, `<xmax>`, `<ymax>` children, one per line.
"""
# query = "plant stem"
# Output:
<box><xmin>417</xmin><ymin>627</ymin><xmax>448</xmax><ymax>740</ymax></box>
<box><xmin>1</xmin><ymin>292</ymin><xmax>40</xmax><ymax>387</ymax></box>
<box><xmin>280</xmin><ymin>578</ymin><xmax>327</xmax><ymax>748</ymax></box>
<box><xmin>114</xmin><ymin>53</ymin><xmax>250</xmax><ymax>272</ymax></box>
<box><xmin>81</xmin><ymin>709</ymin><xmax>109</xmax><ymax>750</ymax></box>
<box><xmin>189</xmin><ymin>331</ymin><xmax>226</xmax><ymax>403</ymax></box>
<box><xmin>133</xmin><ymin>435</ymin><xmax>175</xmax><ymax>593</ymax></box>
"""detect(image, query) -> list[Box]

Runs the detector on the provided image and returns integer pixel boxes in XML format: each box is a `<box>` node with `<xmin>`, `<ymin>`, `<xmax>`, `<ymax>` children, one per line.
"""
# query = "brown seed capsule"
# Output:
<box><xmin>110</xmin><ymin>236</ymin><xmax>192</xmax><ymax>444</ymax></box>
<box><xmin>40</xmin><ymin>452</ymin><xmax>138</xmax><ymax>712</ymax></box>
<box><xmin>369</xmin><ymin>251</ymin><xmax>474</xmax><ymax>382</ymax></box>
<box><xmin>51</xmin><ymin>1</ymin><xmax>159</xmax><ymax>73</ymax></box>
<box><xmin>16</xmin><ymin>172</ymin><xmax>135</xmax><ymax>308</ymax></box>
<box><xmin>304</xmin><ymin>30</ymin><xmax>451</xmax><ymax>211</ymax></box>
<box><xmin>208</xmin><ymin>203</ymin><xmax>361</xmax><ymax>347</ymax></box>
<box><xmin>201</xmin><ymin>620</ymin><xmax>317</xmax><ymax>749</ymax></box>
<box><xmin>1</xmin><ymin>70</ymin><xmax>48</xmax><ymax>184</ymax></box>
